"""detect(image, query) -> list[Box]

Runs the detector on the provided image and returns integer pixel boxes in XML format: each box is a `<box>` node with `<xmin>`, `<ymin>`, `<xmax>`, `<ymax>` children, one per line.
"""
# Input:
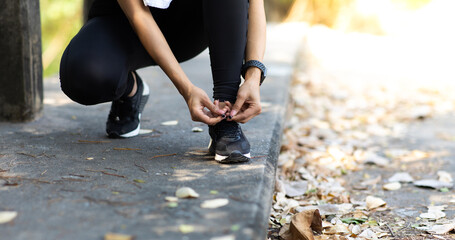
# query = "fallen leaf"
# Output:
<box><xmin>133</xmin><ymin>179</ymin><xmax>145</xmax><ymax>183</ymax></box>
<box><xmin>210</xmin><ymin>190</ymin><xmax>219</xmax><ymax>195</ymax></box>
<box><xmin>428</xmin><ymin>222</ymin><xmax>455</xmax><ymax>234</ymax></box>
<box><xmin>383</xmin><ymin>182</ymin><xmax>401</xmax><ymax>191</ymax></box>
<box><xmin>414</xmin><ymin>179</ymin><xmax>453</xmax><ymax>189</ymax></box>
<box><xmin>176</xmin><ymin>187</ymin><xmax>199</xmax><ymax>198</ymax></box>
<box><xmin>358</xmin><ymin>229</ymin><xmax>378</xmax><ymax>239</ymax></box>
<box><xmin>104</xmin><ymin>233</ymin><xmax>134</xmax><ymax>240</ymax></box>
<box><xmin>114</xmin><ymin>148</ymin><xmax>141</xmax><ymax>151</ymax></box>
<box><xmin>351</xmin><ymin>225</ymin><xmax>362</xmax><ymax>235</ymax></box>
<box><xmin>297</xmin><ymin>204</ymin><xmax>353</xmax><ymax>216</ymax></box>
<box><xmin>138</xmin><ymin>129</ymin><xmax>154</xmax><ymax>135</ymax></box>
<box><xmin>280</xmin><ymin>209</ymin><xmax>323</xmax><ymax>240</ymax></box>
<box><xmin>231</xmin><ymin>224</ymin><xmax>240</xmax><ymax>232</ymax></box>
<box><xmin>179</xmin><ymin>224</ymin><xmax>194</xmax><ymax>234</ymax></box>
<box><xmin>165</xmin><ymin>196</ymin><xmax>178</xmax><ymax>202</ymax></box>
<box><xmin>366</xmin><ymin>196</ymin><xmax>386</xmax><ymax>210</ymax></box>
<box><xmin>420</xmin><ymin>205</ymin><xmax>446</xmax><ymax>220</ymax></box>
<box><xmin>201</xmin><ymin>198</ymin><xmax>229</xmax><ymax>209</ymax></box>
<box><xmin>192</xmin><ymin>127</ymin><xmax>204</xmax><ymax>132</ymax></box>
<box><xmin>0</xmin><ymin>211</ymin><xmax>17</xmax><ymax>224</ymax></box>
<box><xmin>438</xmin><ymin>171</ymin><xmax>453</xmax><ymax>183</ymax></box>
<box><xmin>323</xmin><ymin>224</ymin><xmax>350</xmax><ymax>235</ymax></box>
<box><xmin>388</xmin><ymin>172</ymin><xmax>414</xmax><ymax>183</ymax></box>
<box><xmin>167</xmin><ymin>202</ymin><xmax>178</xmax><ymax>208</ymax></box>
<box><xmin>362</xmin><ymin>152</ymin><xmax>390</xmax><ymax>167</ymax></box>
<box><xmin>161</xmin><ymin>120</ymin><xmax>178</xmax><ymax>126</ymax></box>
<box><xmin>150</xmin><ymin>153</ymin><xmax>177</xmax><ymax>159</ymax></box>
<box><xmin>284</xmin><ymin>181</ymin><xmax>308</xmax><ymax>197</ymax></box>
<box><xmin>86</xmin><ymin>157</ymin><xmax>94</xmax><ymax>160</ymax></box>
<box><xmin>210</xmin><ymin>235</ymin><xmax>235</xmax><ymax>240</ymax></box>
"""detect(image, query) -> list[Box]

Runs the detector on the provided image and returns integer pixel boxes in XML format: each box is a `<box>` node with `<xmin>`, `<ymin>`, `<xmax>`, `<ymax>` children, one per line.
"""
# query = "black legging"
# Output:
<box><xmin>60</xmin><ymin>0</ymin><xmax>248</xmax><ymax>105</ymax></box>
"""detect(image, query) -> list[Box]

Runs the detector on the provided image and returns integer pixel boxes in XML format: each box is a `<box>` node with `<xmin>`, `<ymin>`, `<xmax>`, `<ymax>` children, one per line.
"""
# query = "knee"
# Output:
<box><xmin>60</xmin><ymin>50</ymin><xmax>121</xmax><ymax>105</ymax></box>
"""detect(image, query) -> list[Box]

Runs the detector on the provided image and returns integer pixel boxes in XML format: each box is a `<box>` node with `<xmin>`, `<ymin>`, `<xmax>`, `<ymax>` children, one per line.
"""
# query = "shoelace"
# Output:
<box><xmin>215</xmin><ymin>122</ymin><xmax>240</xmax><ymax>138</ymax></box>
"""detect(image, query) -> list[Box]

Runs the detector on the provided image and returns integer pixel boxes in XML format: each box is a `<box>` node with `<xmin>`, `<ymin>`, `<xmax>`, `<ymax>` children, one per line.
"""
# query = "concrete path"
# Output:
<box><xmin>0</xmin><ymin>23</ymin><xmax>306</xmax><ymax>240</ymax></box>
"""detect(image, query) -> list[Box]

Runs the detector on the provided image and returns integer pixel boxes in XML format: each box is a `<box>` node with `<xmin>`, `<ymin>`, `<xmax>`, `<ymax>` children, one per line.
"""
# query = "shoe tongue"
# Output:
<box><xmin>216</xmin><ymin>120</ymin><xmax>239</xmax><ymax>136</ymax></box>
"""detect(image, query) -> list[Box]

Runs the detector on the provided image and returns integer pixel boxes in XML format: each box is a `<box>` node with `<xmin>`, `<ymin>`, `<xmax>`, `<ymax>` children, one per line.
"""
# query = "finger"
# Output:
<box><xmin>204</xmin><ymin>98</ymin><xmax>224</xmax><ymax>116</ymax></box>
<box><xmin>230</xmin><ymin>96</ymin><xmax>246</xmax><ymax>118</ymax></box>
<box><xmin>193</xmin><ymin>108</ymin><xmax>223</xmax><ymax>125</ymax></box>
<box><xmin>224</xmin><ymin>101</ymin><xmax>233</xmax><ymax>109</ymax></box>
<box><xmin>198</xmin><ymin>111</ymin><xmax>223</xmax><ymax>125</ymax></box>
<box><xmin>231</xmin><ymin>105</ymin><xmax>261</xmax><ymax>123</ymax></box>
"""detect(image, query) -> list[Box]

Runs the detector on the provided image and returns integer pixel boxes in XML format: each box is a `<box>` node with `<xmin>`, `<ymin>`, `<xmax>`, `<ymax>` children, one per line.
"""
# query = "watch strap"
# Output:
<box><xmin>241</xmin><ymin>60</ymin><xmax>267</xmax><ymax>86</ymax></box>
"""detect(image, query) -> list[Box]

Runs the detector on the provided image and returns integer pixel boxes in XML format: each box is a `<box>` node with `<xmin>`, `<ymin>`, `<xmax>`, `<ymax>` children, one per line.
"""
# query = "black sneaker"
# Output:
<box><xmin>106</xmin><ymin>72</ymin><xmax>149</xmax><ymax>138</ymax></box>
<box><xmin>208</xmin><ymin>120</ymin><xmax>251</xmax><ymax>163</ymax></box>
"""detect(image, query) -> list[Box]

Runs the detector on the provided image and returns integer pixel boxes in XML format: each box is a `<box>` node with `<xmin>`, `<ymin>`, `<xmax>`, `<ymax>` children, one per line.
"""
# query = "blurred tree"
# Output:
<box><xmin>40</xmin><ymin>0</ymin><xmax>83</xmax><ymax>77</ymax></box>
<box><xmin>283</xmin><ymin>0</ymin><xmax>432</xmax><ymax>34</ymax></box>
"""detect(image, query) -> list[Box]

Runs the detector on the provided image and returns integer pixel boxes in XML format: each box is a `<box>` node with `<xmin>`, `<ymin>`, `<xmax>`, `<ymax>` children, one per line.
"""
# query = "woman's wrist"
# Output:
<box><xmin>244</xmin><ymin>67</ymin><xmax>262</xmax><ymax>85</ymax></box>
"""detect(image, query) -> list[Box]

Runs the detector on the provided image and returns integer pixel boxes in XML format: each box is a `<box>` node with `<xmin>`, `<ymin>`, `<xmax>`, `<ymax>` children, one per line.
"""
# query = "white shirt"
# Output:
<box><xmin>143</xmin><ymin>0</ymin><xmax>172</xmax><ymax>9</ymax></box>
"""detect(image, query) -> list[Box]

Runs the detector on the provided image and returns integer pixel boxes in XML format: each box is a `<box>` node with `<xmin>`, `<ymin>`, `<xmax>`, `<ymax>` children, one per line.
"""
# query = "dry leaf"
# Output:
<box><xmin>358</xmin><ymin>229</ymin><xmax>378</xmax><ymax>239</ymax></box>
<box><xmin>201</xmin><ymin>198</ymin><xmax>229</xmax><ymax>209</ymax></box>
<box><xmin>192</xmin><ymin>127</ymin><xmax>204</xmax><ymax>132</ymax></box>
<box><xmin>366</xmin><ymin>196</ymin><xmax>386</xmax><ymax>210</ymax></box>
<box><xmin>383</xmin><ymin>182</ymin><xmax>401</xmax><ymax>191</ymax></box>
<box><xmin>179</xmin><ymin>224</ymin><xmax>194</xmax><ymax>234</ymax></box>
<box><xmin>351</xmin><ymin>225</ymin><xmax>362</xmax><ymax>235</ymax></box>
<box><xmin>280</xmin><ymin>209</ymin><xmax>323</xmax><ymax>240</ymax></box>
<box><xmin>0</xmin><ymin>211</ymin><xmax>17</xmax><ymax>224</ymax></box>
<box><xmin>414</xmin><ymin>179</ymin><xmax>453</xmax><ymax>189</ymax></box>
<box><xmin>428</xmin><ymin>222</ymin><xmax>455</xmax><ymax>234</ymax></box>
<box><xmin>298</xmin><ymin>204</ymin><xmax>352</xmax><ymax>216</ymax></box>
<box><xmin>284</xmin><ymin>181</ymin><xmax>308</xmax><ymax>197</ymax></box>
<box><xmin>420</xmin><ymin>205</ymin><xmax>446</xmax><ymax>220</ymax></box>
<box><xmin>210</xmin><ymin>235</ymin><xmax>235</xmax><ymax>240</ymax></box>
<box><xmin>176</xmin><ymin>187</ymin><xmax>199</xmax><ymax>198</ymax></box>
<box><xmin>388</xmin><ymin>172</ymin><xmax>414</xmax><ymax>183</ymax></box>
<box><xmin>161</xmin><ymin>120</ymin><xmax>178</xmax><ymax>126</ymax></box>
<box><xmin>165</xmin><ymin>196</ymin><xmax>178</xmax><ymax>202</ymax></box>
<box><xmin>113</xmin><ymin>148</ymin><xmax>141</xmax><ymax>151</ymax></box>
<box><xmin>362</xmin><ymin>152</ymin><xmax>390</xmax><ymax>167</ymax></box>
<box><xmin>438</xmin><ymin>171</ymin><xmax>453</xmax><ymax>183</ymax></box>
<box><xmin>323</xmin><ymin>224</ymin><xmax>350</xmax><ymax>235</ymax></box>
<box><xmin>104</xmin><ymin>233</ymin><xmax>134</xmax><ymax>240</ymax></box>
<box><xmin>138</xmin><ymin>129</ymin><xmax>154</xmax><ymax>134</ymax></box>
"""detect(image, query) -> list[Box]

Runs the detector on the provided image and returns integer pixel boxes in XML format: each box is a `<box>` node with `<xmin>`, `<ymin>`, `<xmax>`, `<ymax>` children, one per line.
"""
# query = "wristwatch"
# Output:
<box><xmin>241</xmin><ymin>60</ymin><xmax>267</xmax><ymax>86</ymax></box>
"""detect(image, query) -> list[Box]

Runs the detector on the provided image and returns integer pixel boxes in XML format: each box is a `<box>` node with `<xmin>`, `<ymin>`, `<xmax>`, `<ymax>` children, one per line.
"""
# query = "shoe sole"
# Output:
<box><xmin>215</xmin><ymin>151</ymin><xmax>251</xmax><ymax>164</ymax></box>
<box><xmin>108</xmin><ymin>81</ymin><xmax>150</xmax><ymax>138</ymax></box>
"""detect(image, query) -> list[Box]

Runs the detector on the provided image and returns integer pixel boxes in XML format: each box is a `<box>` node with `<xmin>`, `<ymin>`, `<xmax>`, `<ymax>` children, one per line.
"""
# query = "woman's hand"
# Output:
<box><xmin>184</xmin><ymin>86</ymin><xmax>227</xmax><ymax>125</ymax></box>
<box><xmin>228</xmin><ymin>74</ymin><xmax>262</xmax><ymax>123</ymax></box>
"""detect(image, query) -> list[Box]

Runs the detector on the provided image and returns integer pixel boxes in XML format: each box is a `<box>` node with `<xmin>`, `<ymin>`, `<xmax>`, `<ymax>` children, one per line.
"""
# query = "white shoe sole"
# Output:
<box><xmin>215</xmin><ymin>153</ymin><xmax>251</xmax><ymax>163</ymax></box>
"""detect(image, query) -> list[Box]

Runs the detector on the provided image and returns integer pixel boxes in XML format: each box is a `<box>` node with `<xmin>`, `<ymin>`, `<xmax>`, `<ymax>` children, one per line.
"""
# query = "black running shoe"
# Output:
<box><xmin>208</xmin><ymin>120</ymin><xmax>251</xmax><ymax>163</ymax></box>
<box><xmin>106</xmin><ymin>72</ymin><xmax>149</xmax><ymax>138</ymax></box>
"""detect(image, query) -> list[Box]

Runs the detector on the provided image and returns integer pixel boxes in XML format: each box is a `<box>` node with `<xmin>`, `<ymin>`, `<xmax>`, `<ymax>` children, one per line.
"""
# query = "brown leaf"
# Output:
<box><xmin>104</xmin><ymin>233</ymin><xmax>134</xmax><ymax>240</ymax></box>
<box><xmin>113</xmin><ymin>148</ymin><xmax>141</xmax><ymax>151</ymax></box>
<box><xmin>281</xmin><ymin>209</ymin><xmax>323</xmax><ymax>240</ymax></box>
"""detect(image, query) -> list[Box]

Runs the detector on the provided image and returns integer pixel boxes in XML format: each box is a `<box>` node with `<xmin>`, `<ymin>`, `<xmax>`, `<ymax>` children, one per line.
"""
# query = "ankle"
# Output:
<box><xmin>127</xmin><ymin>72</ymin><xmax>138</xmax><ymax>98</ymax></box>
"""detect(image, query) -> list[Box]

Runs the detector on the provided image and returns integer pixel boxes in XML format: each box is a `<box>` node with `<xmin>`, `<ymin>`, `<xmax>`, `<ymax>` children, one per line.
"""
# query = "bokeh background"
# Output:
<box><xmin>40</xmin><ymin>0</ymin><xmax>450</xmax><ymax>77</ymax></box>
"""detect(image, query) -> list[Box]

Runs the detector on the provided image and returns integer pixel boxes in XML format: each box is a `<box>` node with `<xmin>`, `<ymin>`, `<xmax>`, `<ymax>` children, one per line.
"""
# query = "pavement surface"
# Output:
<box><xmin>0</xmin><ymin>24</ymin><xmax>306</xmax><ymax>240</ymax></box>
